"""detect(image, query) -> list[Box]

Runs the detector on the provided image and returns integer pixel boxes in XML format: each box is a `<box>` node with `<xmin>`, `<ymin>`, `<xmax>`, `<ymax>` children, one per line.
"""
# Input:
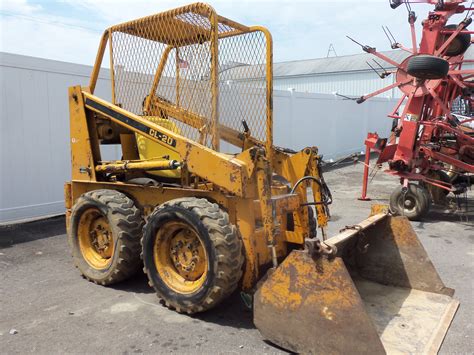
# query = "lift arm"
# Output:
<box><xmin>71</xmin><ymin>86</ymin><xmax>253</xmax><ymax>197</ymax></box>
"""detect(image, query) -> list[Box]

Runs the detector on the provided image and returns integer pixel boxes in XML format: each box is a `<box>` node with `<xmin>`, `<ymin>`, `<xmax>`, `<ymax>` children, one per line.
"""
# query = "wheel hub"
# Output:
<box><xmin>90</xmin><ymin>218</ymin><xmax>112</xmax><ymax>258</ymax></box>
<box><xmin>153</xmin><ymin>221</ymin><xmax>208</xmax><ymax>294</ymax></box>
<box><xmin>404</xmin><ymin>197</ymin><xmax>415</xmax><ymax>210</ymax></box>
<box><xmin>169</xmin><ymin>229</ymin><xmax>205</xmax><ymax>280</ymax></box>
<box><xmin>77</xmin><ymin>208</ymin><xmax>114</xmax><ymax>269</ymax></box>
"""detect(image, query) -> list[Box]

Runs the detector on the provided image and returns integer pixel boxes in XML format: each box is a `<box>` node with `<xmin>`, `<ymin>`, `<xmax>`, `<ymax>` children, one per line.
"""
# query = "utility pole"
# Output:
<box><xmin>326</xmin><ymin>43</ymin><xmax>337</xmax><ymax>57</ymax></box>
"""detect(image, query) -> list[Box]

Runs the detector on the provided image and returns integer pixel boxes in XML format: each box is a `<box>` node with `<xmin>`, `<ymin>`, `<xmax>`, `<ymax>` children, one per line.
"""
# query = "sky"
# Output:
<box><xmin>0</xmin><ymin>0</ymin><xmax>467</xmax><ymax>67</ymax></box>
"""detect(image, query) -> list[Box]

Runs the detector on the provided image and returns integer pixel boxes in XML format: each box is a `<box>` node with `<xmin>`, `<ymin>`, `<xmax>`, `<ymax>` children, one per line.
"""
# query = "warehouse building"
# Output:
<box><xmin>227</xmin><ymin>47</ymin><xmax>473</xmax><ymax>98</ymax></box>
<box><xmin>272</xmin><ymin>50</ymin><xmax>408</xmax><ymax>98</ymax></box>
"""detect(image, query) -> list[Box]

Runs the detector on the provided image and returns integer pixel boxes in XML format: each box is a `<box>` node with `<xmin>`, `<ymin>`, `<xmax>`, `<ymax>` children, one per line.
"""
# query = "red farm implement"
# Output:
<box><xmin>352</xmin><ymin>0</ymin><xmax>473</xmax><ymax>220</ymax></box>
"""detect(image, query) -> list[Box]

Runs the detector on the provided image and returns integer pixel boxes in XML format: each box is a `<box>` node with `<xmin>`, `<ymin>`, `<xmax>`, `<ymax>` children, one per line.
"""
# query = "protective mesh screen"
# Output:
<box><xmin>218</xmin><ymin>31</ymin><xmax>267</xmax><ymax>143</ymax></box>
<box><xmin>109</xmin><ymin>4</ymin><xmax>269</xmax><ymax>149</ymax></box>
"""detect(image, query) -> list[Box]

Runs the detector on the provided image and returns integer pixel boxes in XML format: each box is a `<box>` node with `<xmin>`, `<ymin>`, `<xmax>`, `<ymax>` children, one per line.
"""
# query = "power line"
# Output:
<box><xmin>0</xmin><ymin>11</ymin><xmax>103</xmax><ymax>33</ymax></box>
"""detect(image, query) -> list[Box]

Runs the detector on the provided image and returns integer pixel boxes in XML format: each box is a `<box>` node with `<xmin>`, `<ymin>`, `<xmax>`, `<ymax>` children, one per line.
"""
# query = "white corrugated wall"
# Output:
<box><xmin>273</xmin><ymin>72</ymin><xmax>399</xmax><ymax>98</ymax></box>
<box><xmin>272</xmin><ymin>58</ymin><xmax>474</xmax><ymax>97</ymax></box>
<box><xmin>0</xmin><ymin>53</ymin><xmax>118</xmax><ymax>224</ymax></box>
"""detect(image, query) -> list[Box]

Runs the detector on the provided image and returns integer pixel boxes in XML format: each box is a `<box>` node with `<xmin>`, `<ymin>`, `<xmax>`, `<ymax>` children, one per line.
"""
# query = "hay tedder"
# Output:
<box><xmin>65</xmin><ymin>3</ymin><xmax>458</xmax><ymax>353</ymax></box>
<box><xmin>354</xmin><ymin>0</ymin><xmax>474</xmax><ymax>219</ymax></box>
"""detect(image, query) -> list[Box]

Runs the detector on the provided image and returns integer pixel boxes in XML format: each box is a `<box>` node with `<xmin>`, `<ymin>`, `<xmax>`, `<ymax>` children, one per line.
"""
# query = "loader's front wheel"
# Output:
<box><xmin>69</xmin><ymin>189</ymin><xmax>144</xmax><ymax>285</ymax></box>
<box><xmin>142</xmin><ymin>197</ymin><xmax>244</xmax><ymax>314</ymax></box>
<box><xmin>389</xmin><ymin>184</ymin><xmax>430</xmax><ymax>221</ymax></box>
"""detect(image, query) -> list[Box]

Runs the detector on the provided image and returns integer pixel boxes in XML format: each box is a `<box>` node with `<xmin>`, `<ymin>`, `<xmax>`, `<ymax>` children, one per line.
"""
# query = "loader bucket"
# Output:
<box><xmin>254</xmin><ymin>211</ymin><xmax>459</xmax><ymax>354</ymax></box>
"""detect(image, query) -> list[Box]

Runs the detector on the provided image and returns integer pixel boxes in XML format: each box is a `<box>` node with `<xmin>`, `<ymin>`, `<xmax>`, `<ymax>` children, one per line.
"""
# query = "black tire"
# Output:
<box><xmin>69</xmin><ymin>189</ymin><xmax>144</xmax><ymax>285</ymax></box>
<box><xmin>407</xmin><ymin>55</ymin><xmax>449</xmax><ymax>80</ymax></box>
<box><xmin>427</xmin><ymin>170</ymin><xmax>452</xmax><ymax>195</ymax></box>
<box><xmin>442</xmin><ymin>25</ymin><xmax>471</xmax><ymax>57</ymax></box>
<box><xmin>389</xmin><ymin>184</ymin><xmax>430</xmax><ymax>221</ymax></box>
<box><xmin>142</xmin><ymin>197</ymin><xmax>244</xmax><ymax>314</ymax></box>
<box><xmin>422</xmin><ymin>170</ymin><xmax>451</xmax><ymax>199</ymax></box>
<box><xmin>436</xmin><ymin>170</ymin><xmax>452</xmax><ymax>196</ymax></box>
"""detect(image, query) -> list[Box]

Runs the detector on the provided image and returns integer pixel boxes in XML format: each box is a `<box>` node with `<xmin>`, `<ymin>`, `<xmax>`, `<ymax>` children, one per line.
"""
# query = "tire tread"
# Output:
<box><xmin>142</xmin><ymin>197</ymin><xmax>244</xmax><ymax>314</ymax></box>
<box><xmin>70</xmin><ymin>189</ymin><xmax>143</xmax><ymax>285</ymax></box>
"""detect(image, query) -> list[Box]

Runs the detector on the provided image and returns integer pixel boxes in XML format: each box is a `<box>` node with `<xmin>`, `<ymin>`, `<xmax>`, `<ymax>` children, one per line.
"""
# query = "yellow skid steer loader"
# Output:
<box><xmin>64</xmin><ymin>3</ymin><xmax>458</xmax><ymax>353</ymax></box>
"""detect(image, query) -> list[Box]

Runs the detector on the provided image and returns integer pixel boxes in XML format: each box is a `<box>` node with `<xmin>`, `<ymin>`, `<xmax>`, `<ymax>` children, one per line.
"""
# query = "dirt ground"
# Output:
<box><xmin>1</xmin><ymin>162</ymin><xmax>473</xmax><ymax>354</ymax></box>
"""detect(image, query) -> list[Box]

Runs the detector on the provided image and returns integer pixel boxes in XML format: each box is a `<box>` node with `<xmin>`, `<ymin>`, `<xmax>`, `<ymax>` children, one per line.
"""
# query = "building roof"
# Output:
<box><xmin>273</xmin><ymin>50</ymin><xmax>409</xmax><ymax>77</ymax></box>
<box><xmin>272</xmin><ymin>46</ymin><xmax>474</xmax><ymax>78</ymax></box>
<box><xmin>221</xmin><ymin>50</ymin><xmax>409</xmax><ymax>81</ymax></box>
<box><xmin>221</xmin><ymin>47</ymin><xmax>474</xmax><ymax>81</ymax></box>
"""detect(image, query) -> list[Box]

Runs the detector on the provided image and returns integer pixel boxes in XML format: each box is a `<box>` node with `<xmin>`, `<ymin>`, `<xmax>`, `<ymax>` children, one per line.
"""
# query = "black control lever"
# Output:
<box><xmin>242</xmin><ymin>120</ymin><xmax>250</xmax><ymax>134</ymax></box>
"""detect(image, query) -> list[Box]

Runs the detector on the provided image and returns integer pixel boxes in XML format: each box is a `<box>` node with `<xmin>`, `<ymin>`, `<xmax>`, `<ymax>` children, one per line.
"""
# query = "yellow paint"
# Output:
<box><xmin>77</xmin><ymin>207</ymin><xmax>114</xmax><ymax>269</ymax></box>
<box><xmin>136</xmin><ymin>116</ymin><xmax>181</xmax><ymax>178</ymax></box>
<box><xmin>259</xmin><ymin>252</ymin><xmax>359</xmax><ymax>313</ymax></box>
<box><xmin>153</xmin><ymin>220</ymin><xmax>208</xmax><ymax>293</ymax></box>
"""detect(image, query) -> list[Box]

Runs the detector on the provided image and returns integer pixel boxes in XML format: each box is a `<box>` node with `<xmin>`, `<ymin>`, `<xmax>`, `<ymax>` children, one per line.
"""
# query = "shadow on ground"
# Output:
<box><xmin>193</xmin><ymin>292</ymin><xmax>255</xmax><ymax>330</ymax></box>
<box><xmin>0</xmin><ymin>216</ymin><xmax>66</xmax><ymax>248</ymax></box>
<box><xmin>112</xmin><ymin>264</ymin><xmax>257</xmax><ymax>330</ymax></box>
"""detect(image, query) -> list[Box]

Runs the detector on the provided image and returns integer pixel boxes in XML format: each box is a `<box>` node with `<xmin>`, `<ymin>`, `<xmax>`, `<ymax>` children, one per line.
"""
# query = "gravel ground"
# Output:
<box><xmin>1</xmin><ymin>162</ymin><xmax>472</xmax><ymax>354</ymax></box>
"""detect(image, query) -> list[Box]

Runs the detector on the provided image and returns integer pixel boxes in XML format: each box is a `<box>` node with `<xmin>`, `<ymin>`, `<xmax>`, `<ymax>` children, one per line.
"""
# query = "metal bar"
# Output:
<box><xmin>325</xmin><ymin>213</ymin><xmax>388</xmax><ymax>254</ymax></box>
<box><xmin>96</xmin><ymin>159</ymin><xmax>180</xmax><ymax>173</ymax></box>
<box><xmin>423</xmin><ymin>120</ymin><xmax>474</xmax><ymax>142</ymax></box>
<box><xmin>435</xmin><ymin>24</ymin><xmax>464</xmax><ymax>56</ymax></box>
<box><xmin>410</xmin><ymin>20</ymin><xmax>418</xmax><ymax>54</ymax></box>
<box><xmin>250</xmin><ymin>26</ymin><xmax>273</xmax><ymax>163</ymax></box>
<box><xmin>108</xmin><ymin>29</ymin><xmax>116</xmax><ymax>105</ymax></box>
<box><xmin>450</xmin><ymin>73</ymin><xmax>468</xmax><ymax>89</ymax></box>
<box><xmin>89</xmin><ymin>31</ymin><xmax>109</xmax><ymax>94</ymax></box>
<box><xmin>359</xmin><ymin>145</ymin><xmax>372</xmax><ymax>201</ymax></box>
<box><xmin>361</xmin><ymin>79</ymin><xmax>409</xmax><ymax>102</ymax></box>
<box><xmin>210</xmin><ymin>10</ymin><xmax>220</xmax><ymax>151</ymax></box>
<box><xmin>426</xmin><ymin>85</ymin><xmax>454</xmax><ymax>119</ymax></box>
<box><xmin>370</xmin><ymin>51</ymin><xmax>403</xmax><ymax>69</ymax></box>
<box><xmin>396</xmin><ymin>43</ymin><xmax>414</xmax><ymax>53</ymax></box>
<box><xmin>255</xmin><ymin>155</ymin><xmax>277</xmax><ymax>267</ymax></box>
<box><xmin>448</xmin><ymin>69</ymin><xmax>474</xmax><ymax>75</ymax></box>
<box><xmin>176</xmin><ymin>47</ymin><xmax>180</xmax><ymax>108</ymax></box>
<box><xmin>217</xmin><ymin>14</ymin><xmax>250</xmax><ymax>32</ymax></box>
<box><xmin>309</xmin><ymin>155</ymin><xmax>329</xmax><ymax>229</ymax></box>
<box><xmin>440</xmin><ymin>30</ymin><xmax>474</xmax><ymax>34</ymax></box>
<box><xmin>152</xmin><ymin>96</ymin><xmax>260</xmax><ymax>148</ymax></box>
<box><xmin>145</xmin><ymin>45</ymin><xmax>172</xmax><ymax>114</ymax></box>
<box><xmin>420</xmin><ymin>148</ymin><xmax>474</xmax><ymax>173</ymax></box>
<box><xmin>389</xmin><ymin>94</ymin><xmax>407</xmax><ymax>118</ymax></box>
<box><xmin>422</xmin><ymin>176</ymin><xmax>452</xmax><ymax>192</ymax></box>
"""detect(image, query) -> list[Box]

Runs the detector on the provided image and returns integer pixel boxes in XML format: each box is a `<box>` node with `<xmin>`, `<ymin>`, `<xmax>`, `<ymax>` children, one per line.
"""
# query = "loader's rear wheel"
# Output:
<box><xmin>142</xmin><ymin>197</ymin><xmax>244</xmax><ymax>314</ymax></box>
<box><xmin>69</xmin><ymin>189</ymin><xmax>144</xmax><ymax>285</ymax></box>
<box><xmin>389</xmin><ymin>184</ymin><xmax>430</xmax><ymax>221</ymax></box>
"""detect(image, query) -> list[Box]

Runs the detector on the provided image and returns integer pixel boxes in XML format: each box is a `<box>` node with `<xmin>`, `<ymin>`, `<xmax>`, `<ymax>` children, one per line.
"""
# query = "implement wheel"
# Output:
<box><xmin>69</xmin><ymin>189</ymin><xmax>144</xmax><ymax>285</ymax></box>
<box><xmin>407</xmin><ymin>55</ymin><xmax>449</xmax><ymax>80</ymax></box>
<box><xmin>389</xmin><ymin>184</ymin><xmax>430</xmax><ymax>221</ymax></box>
<box><xmin>443</xmin><ymin>24</ymin><xmax>471</xmax><ymax>57</ymax></box>
<box><xmin>142</xmin><ymin>197</ymin><xmax>244</xmax><ymax>314</ymax></box>
<box><xmin>422</xmin><ymin>170</ymin><xmax>451</xmax><ymax>205</ymax></box>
